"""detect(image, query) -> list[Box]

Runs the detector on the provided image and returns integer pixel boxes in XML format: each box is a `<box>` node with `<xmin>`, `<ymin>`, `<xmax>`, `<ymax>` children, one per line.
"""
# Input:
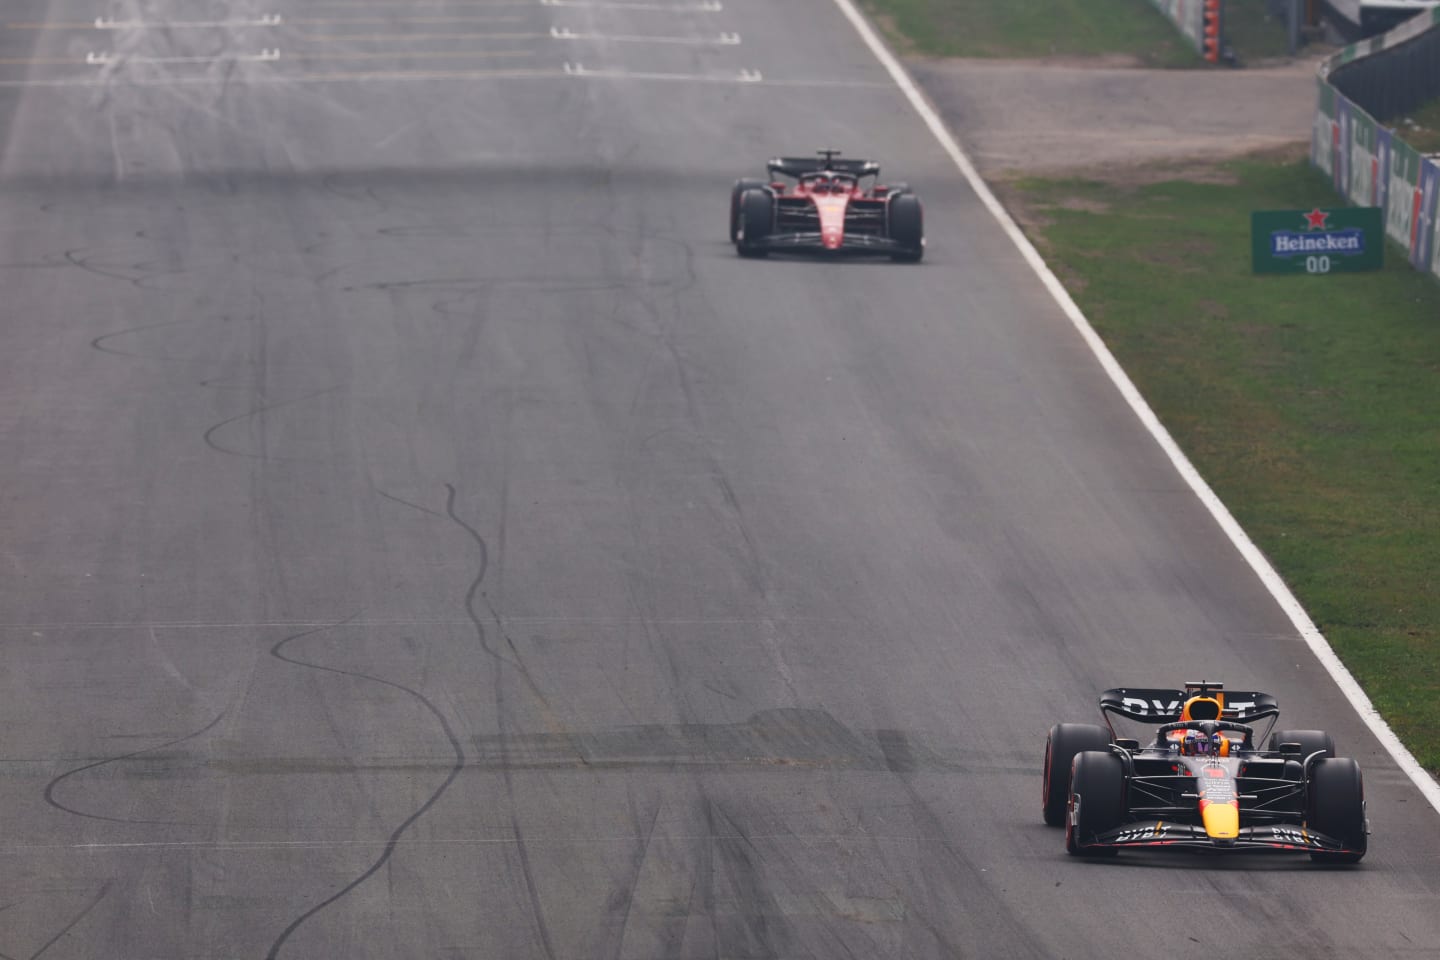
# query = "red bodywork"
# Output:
<box><xmin>731</xmin><ymin>152</ymin><xmax>923</xmax><ymax>261</ymax></box>
<box><xmin>773</xmin><ymin>174</ymin><xmax>883</xmax><ymax>250</ymax></box>
<box><xmin>766</xmin><ymin>172</ymin><xmax>897</xmax><ymax>251</ymax></box>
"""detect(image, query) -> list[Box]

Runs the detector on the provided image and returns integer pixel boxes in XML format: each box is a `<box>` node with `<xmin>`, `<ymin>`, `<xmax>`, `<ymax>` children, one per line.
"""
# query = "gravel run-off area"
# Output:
<box><xmin>909</xmin><ymin>54</ymin><xmax>1329</xmax><ymax>180</ymax></box>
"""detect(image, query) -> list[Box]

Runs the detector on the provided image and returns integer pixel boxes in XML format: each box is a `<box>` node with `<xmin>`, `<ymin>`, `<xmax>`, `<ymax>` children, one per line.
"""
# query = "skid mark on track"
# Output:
<box><xmin>90</xmin><ymin>317</ymin><xmax>199</xmax><ymax>356</ymax></box>
<box><xmin>442</xmin><ymin>483</ymin><xmax>560</xmax><ymax>958</ymax></box>
<box><xmin>444</xmin><ymin>483</ymin><xmax>554</xmax><ymax>707</ymax></box>
<box><xmin>374</xmin><ymin>487</ymin><xmax>445</xmax><ymax>519</ymax></box>
<box><xmin>263</xmin><ymin>619</ymin><xmax>466</xmax><ymax>959</ymax></box>
<box><xmin>63</xmin><ymin>247</ymin><xmax>193</xmax><ymax>289</ymax></box>
<box><xmin>43</xmin><ymin>714</ymin><xmax>225</xmax><ymax>826</ymax></box>
<box><xmin>600</xmin><ymin>792</ymin><xmax>664</xmax><ymax>960</ymax></box>
<box><xmin>25</xmin><ymin>881</ymin><xmax>112</xmax><ymax>960</ymax></box>
<box><xmin>90</xmin><ymin>315</ymin><xmax>236</xmax><ymax>359</ymax></box>
<box><xmin>201</xmin><ymin>385</ymin><xmax>340</xmax><ymax>461</ymax></box>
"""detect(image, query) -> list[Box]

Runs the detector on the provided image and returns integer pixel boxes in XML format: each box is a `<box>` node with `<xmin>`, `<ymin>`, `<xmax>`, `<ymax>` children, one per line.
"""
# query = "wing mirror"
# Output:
<box><xmin>1278</xmin><ymin>742</ymin><xmax>1303</xmax><ymax>757</ymax></box>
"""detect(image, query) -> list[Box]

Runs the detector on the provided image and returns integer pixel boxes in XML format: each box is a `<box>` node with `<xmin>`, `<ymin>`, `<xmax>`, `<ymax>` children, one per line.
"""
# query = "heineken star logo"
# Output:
<box><xmin>1304</xmin><ymin>208</ymin><xmax>1330</xmax><ymax>230</ymax></box>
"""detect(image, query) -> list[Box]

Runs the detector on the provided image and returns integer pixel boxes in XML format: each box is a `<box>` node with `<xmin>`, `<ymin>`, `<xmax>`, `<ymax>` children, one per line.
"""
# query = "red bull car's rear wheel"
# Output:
<box><xmin>1043</xmin><ymin>723</ymin><xmax>1111</xmax><ymax>826</ymax></box>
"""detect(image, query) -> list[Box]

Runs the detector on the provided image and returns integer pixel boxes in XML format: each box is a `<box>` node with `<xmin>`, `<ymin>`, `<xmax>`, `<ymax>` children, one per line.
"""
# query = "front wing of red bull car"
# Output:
<box><xmin>728</xmin><ymin>150</ymin><xmax>925</xmax><ymax>262</ymax></box>
<box><xmin>1042</xmin><ymin>682</ymin><xmax>1368</xmax><ymax>862</ymax></box>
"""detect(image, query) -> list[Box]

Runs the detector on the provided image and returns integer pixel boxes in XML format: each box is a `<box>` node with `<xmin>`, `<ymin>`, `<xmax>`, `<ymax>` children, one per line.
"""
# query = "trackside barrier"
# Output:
<box><xmin>1145</xmin><ymin>0</ymin><xmax>1225</xmax><ymax>62</ymax></box>
<box><xmin>1311</xmin><ymin>8</ymin><xmax>1440</xmax><ymax>282</ymax></box>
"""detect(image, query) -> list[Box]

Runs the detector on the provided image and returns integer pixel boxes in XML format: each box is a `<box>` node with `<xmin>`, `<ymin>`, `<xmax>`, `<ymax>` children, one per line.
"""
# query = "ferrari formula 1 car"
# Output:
<box><xmin>729</xmin><ymin>150</ymin><xmax>924</xmax><ymax>261</ymax></box>
<box><xmin>1043</xmin><ymin>681</ymin><xmax>1368</xmax><ymax>862</ymax></box>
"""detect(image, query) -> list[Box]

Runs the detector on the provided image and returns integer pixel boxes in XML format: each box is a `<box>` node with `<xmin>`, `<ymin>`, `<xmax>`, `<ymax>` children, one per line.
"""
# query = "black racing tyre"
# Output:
<box><xmin>1065</xmin><ymin>751</ymin><xmax>1124</xmax><ymax>857</ymax></box>
<box><xmin>1307</xmin><ymin>757</ymin><xmax>1367</xmax><ymax>863</ymax></box>
<box><xmin>736</xmin><ymin>188</ymin><xmax>773</xmax><ymax>258</ymax></box>
<box><xmin>1043</xmin><ymin>723</ymin><xmax>1112</xmax><ymax>826</ymax></box>
<box><xmin>888</xmin><ymin>193</ymin><xmax>924</xmax><ymax>262</ymax></box>
<box><xmin>1270</xmin><ymin>730</ymin><xmax>1336</xmax><ymax>762</ymax></box>
<box><xmin>730</xmin><ymin>178</ymin><xmax>765</xmax><ymax>243</ymax></box>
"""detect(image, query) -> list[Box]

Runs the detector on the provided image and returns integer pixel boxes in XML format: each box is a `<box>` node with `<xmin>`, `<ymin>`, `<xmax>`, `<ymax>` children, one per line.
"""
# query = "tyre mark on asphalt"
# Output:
<box><xmin>27</xmin><ymin>881</ymin><xmax>111</xmax><ymax>960</ymax></box>
<box><xmin>873</xmin><ymin>730</ymin><xmax>1051</xmax><ymax>956</ymax></box>
<box><xmin>705</xmin><ymin>799</ymin><xmax>795</xmax><ymax>959</ymax></box>
<box><xmin>374</xmin><ymin>487</ymin><xmax>445</xmax><ymax>519</ymax></box>
<box><xmin>91</xmin><ymin>316</ymin><xmax>196</xmax><ymax>357</ymax></box>
<box><xmin>263</xmin><ymin>618</ymin><xmax>465</xmax><ymax>959</ymax></box>
<box><xmin>444</xmin><ymin>484</ymin><xmax>551</xmax><ymax>699</ymax></box>
<box><xmin>444</xmin><ymin>483</ymin><xmax>559</xmax><ymax>960</ymax></box>
<box><xmin>43</xmin><ymin>714</ymin><xmax>225</xmax><ymax>826</ymax></box>
<box><xmin>63</xmin><ymin>248</ymin><xmax>147</xmax><ymax>283</ymax></box>
<box><xmin>63</xmin><ymin>248</ymin><xmax>192</xmax><ymax>290</ymax></box>
<box><xmin>600</xmin><ymin>792</ymin><xmax>663</xmax><ymax>960</ymax></box>
<box><xmin>201</xmin><ymin>384</ymin><xmax>341</xmax><ymax>461</ymax></box>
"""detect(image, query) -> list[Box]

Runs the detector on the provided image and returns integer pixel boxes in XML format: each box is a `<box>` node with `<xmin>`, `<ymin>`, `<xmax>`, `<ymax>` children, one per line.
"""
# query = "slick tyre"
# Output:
<box><xmin>730</xmin><ymin>178</ymin><xmax>765</xmax><ymax>244</ymax></box>
<box><xmin>1065</xmin><ymin>751</ymin><xmax>1124</xmax><ymax>857</ymax></box>
<box><xmin>736</xmin><ymin>188</ymin><xmax>773</xmax><ymax>258</ymax></box>
<box><xmin>1307</xmin><ymin>757</ymin><xmax>1367</xmax><ymax>863</ymax></box>
<box><xmin>888</xmin><ymin>193</ymin><xmax>924</xmax><ymax>262</ymax></box>
<box><xmin>1043</xmin><ymin>723</ymin><xmax>1112</xmax><ymax>826</ymax></box>
<box><xmin>1270</xmin><ymin>730</ymin><xmax>1336</xmax><ymax>762</ymax></box>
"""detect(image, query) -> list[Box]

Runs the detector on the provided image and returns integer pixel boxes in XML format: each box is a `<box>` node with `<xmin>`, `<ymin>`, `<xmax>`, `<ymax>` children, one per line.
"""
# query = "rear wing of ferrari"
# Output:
<box><xmin>767</xmin><ymin>156</ymin><xmax>881</xmax><ymax>179</ymax></box>
<box><xmin>1100</xmin><ymin>684</ymin><xmax>1280</xmax><ymax>724</ymax></box>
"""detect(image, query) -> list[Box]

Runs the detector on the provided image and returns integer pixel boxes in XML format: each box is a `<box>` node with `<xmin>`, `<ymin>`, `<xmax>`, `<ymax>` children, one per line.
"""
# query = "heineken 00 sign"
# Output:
<box><xmin>1251</xmin><ymin>207</ymin><xmax>1383</xmax><ymax>275</ymax></box>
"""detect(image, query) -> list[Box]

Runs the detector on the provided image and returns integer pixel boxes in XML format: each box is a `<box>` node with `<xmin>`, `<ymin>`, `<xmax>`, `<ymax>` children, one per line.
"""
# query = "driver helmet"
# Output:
<box><xmin>1181</xmin><ymin>730</ymin><xmax>1227</xmax><ymax>756</ymax></box>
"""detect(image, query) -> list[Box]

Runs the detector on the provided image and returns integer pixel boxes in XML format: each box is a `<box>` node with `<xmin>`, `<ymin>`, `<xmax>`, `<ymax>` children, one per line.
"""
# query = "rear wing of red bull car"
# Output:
<box><xmin>1099</xmin><ymin>681</ymin><xmax>1279</xmax><ymax>739</ymax></box>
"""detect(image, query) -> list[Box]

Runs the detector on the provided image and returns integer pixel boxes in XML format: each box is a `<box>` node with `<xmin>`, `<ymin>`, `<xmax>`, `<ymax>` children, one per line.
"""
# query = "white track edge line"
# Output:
<box><xmin>826</xmin><ymin>0</ymin><xmax>1440</xmax><ymax>815</ymax></box>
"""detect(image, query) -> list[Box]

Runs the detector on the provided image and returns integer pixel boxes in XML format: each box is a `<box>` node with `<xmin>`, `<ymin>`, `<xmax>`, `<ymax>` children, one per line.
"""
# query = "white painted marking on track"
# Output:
<box><xmin>541</xmin><ymin>0</ymin><xmax>721</xmax><ymax>10</ymax></box>
<box><xmin>550</xmin><ymin>26</ymin><xmax>741</xmax><ymax>45</ymax></box>
<box><xmin>555</xmin><ymin>65</ymin><xmax>766</xmax><ymax>83</ymax></box>
<box><xmin>824</xmin><ymin>0</ymin><xmax>1440</xmax><ymax>816</ymax></box>
<box><xmin>289</xmin><ymin>27</ymin><xmax>532</xmax><ymax>41</ymax></box>
<box><xmin>86</xmin><ymin>50</ymin><xmax>280</xmax><ymax>65</ymax></box>
<box><xmin>93</xmin><ymin>15</ymin><xmax>282</xmax><ymax>29</ymax></box>
<box><xmin>0</xmin><ymin>70</ymin><xmax>883</xmax><ymax>89</ymax></box>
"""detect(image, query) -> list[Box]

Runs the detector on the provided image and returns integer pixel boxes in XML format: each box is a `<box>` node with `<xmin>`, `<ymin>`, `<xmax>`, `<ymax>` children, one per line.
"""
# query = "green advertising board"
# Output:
<box><xmin>1251</xmin><ymin>207</ymin><xmax>1383</xmax><ymax>275</ymax></box>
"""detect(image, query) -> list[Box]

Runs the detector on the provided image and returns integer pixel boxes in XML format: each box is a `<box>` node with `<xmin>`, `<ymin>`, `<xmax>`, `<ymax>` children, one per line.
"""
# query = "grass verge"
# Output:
<box><xmin>999</xmin><ymin>154</ymin><xmax>1440</xmax><ymax>772</ymax></box>
<box><xmin>1393</xmin><ymin>96</ymin><xmax>1440</xmax><ymax>154</ymax></box>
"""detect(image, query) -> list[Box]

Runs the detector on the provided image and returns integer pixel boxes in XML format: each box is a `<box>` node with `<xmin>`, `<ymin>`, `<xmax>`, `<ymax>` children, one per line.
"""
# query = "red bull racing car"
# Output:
<box><xmin>1043</xmin><ymin>681</ymin><xmax>1368</xmax><ymax>862</ymax></box>
<box><xmin>729</xmin><ymin>150</ymin><xmax>924</xmax><ymax>261</ymax></box>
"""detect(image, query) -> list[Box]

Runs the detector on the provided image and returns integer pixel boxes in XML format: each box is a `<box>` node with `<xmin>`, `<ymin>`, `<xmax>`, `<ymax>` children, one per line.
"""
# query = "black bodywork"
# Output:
<box><xmin>1048</xmin><ymin>681</ymin><xmax>1369</xmax><ymax>860</ymax></box>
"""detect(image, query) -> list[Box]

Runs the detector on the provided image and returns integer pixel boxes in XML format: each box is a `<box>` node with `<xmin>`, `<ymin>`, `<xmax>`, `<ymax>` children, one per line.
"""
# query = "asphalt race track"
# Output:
<box><xmin>1</xmin><ymin>1</ymin><xmax>1438</xmax><ymax>957</ymax></box>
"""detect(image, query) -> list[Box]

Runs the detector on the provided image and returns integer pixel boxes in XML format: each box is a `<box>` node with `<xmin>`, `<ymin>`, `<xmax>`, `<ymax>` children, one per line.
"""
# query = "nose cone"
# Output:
<box><xmin>814</xmin><ymin>197</ymin><xmax>846</xmax><ymax>250</ymax></box>
<box><xmin>1201</xmin><ymin>802</ymin><xmax>1239</xmax><ymax>839</ymax></box>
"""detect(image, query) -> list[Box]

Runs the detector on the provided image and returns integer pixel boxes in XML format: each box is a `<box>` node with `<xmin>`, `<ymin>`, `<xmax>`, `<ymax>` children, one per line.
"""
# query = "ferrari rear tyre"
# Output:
<box><xmin>730</xmin><ymin>178</ymin><xmax>765</xmax><ymax>244</ymax></box>
<box><xmin>1066</xmin><ymin>751</ymin><xmax>1124</xmax><ymax>857</ymax></box>
<box><xmin>888</xmin><ymin>193</ymin><xmax>924</xmax><ymax>262</ymax></box>
<box><xmin>1270</xmin><ymin>730</ymin><xmax>1336</xmax><ymax>762</ymax></box>
<box><xmin>737</xmin><ymin>188</ymin><xmax>773</xmax><ymax>258</ymax></box>
<box><xmin>1307</xmin><ymin>757</ymin><xmax>1367</xmax><ymax>863</ymax></box>
<box><xmin>1043</xmin><ymin>723</ymin><xmax>1111</xmax><ymax>826</ymax></box>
